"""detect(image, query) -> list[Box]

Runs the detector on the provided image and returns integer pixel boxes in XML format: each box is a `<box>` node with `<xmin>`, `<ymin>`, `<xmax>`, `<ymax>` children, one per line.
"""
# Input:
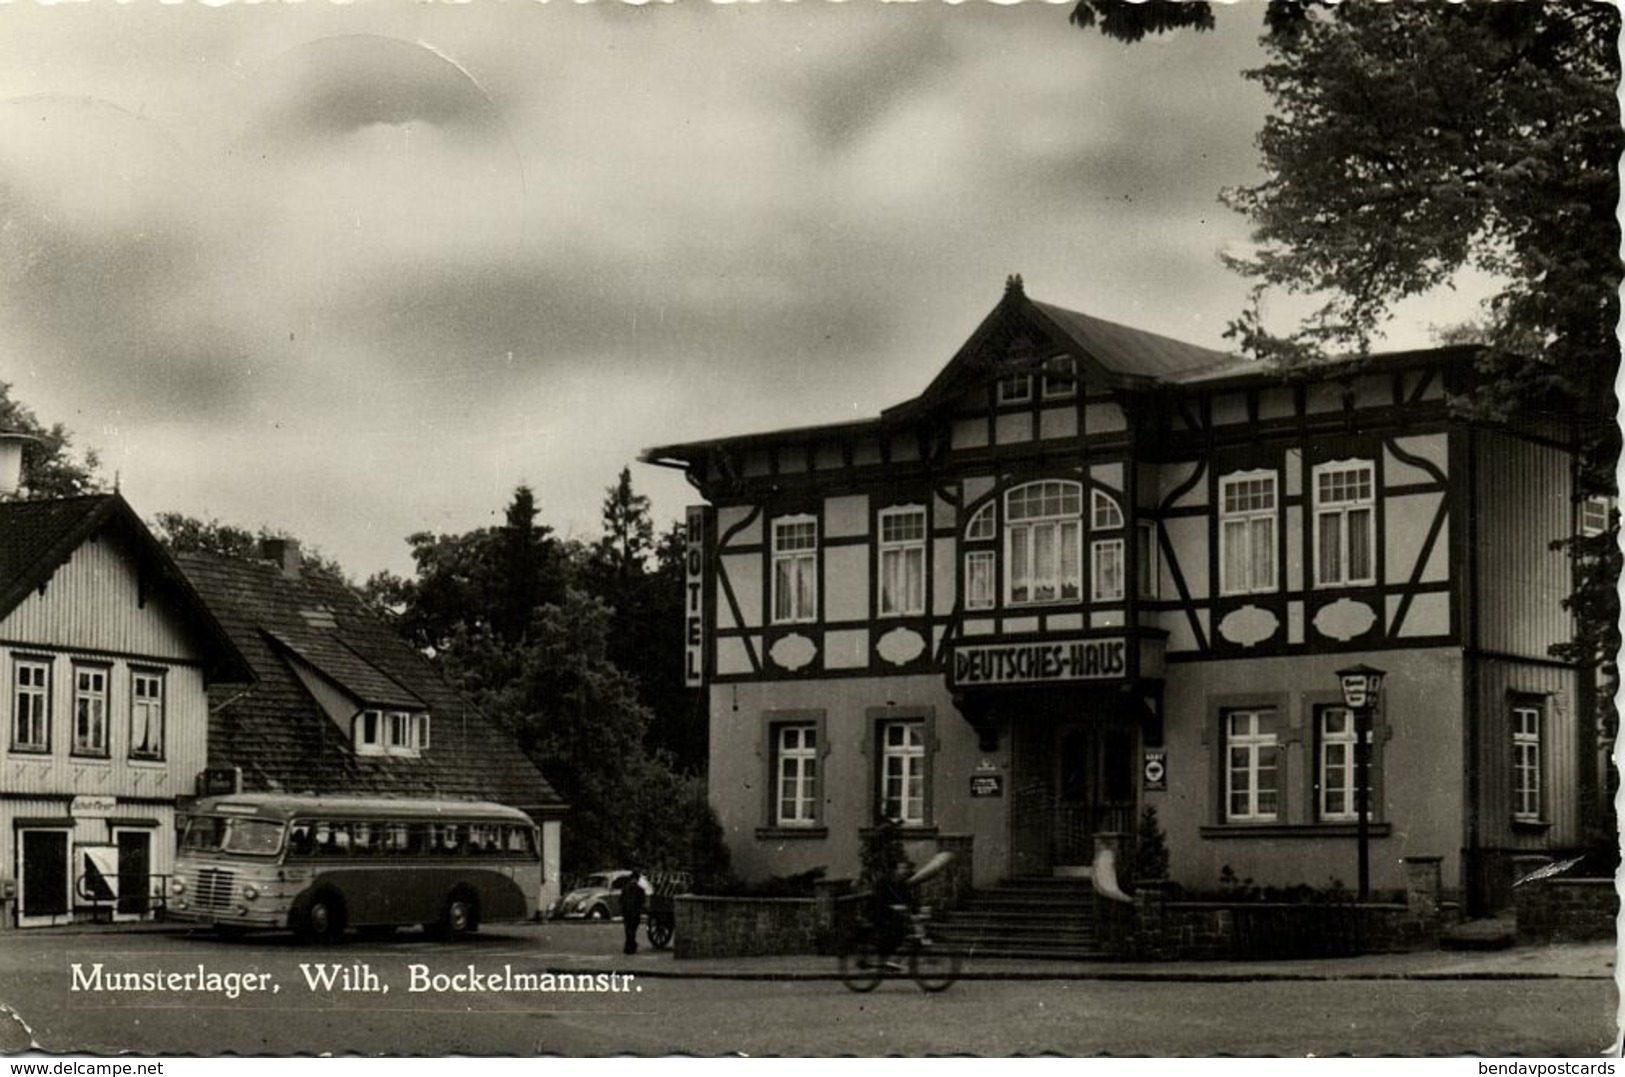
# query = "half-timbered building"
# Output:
<box><xmin>0</xmin><ymin>479</ymin><xmax>250</xmax><ymax>926</ymax></box>
<box><xmin>644</xmin><ymin>276</ymin><xmax>1598</xmax><ymax>913</ymax></box>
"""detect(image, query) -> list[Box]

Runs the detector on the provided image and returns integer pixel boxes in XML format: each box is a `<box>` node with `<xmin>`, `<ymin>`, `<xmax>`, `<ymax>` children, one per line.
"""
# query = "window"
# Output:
<box><xmin>880</xmin><ymin>720</ymin><xmax>927</xmax><ymax>826</ymax></box>
<box><xmin>964</xmin><ymin>502</ymin><xmax>996</xmax><ymax>542</ymax></box>
<box><xmin>771</xmin><ymin>516</ymin><xmax>818</xmax><ymax>623</ymax></box>
<box><xmin>1041</xmin><ymin>356</ymin><xmax>1077</xmax><ymax>399</ymax></box>
<box><xmin>996</xmin><ymin>373</ymin><xmax>1032</xmax><ymax>405</ymax></box>
<box><xmin>12</xmin><ymin>657</ymin><xmax>50</xmax><ymax>753</ymax></box>
<box><xmin>1225</xmin><ymin>709</ymin><xmax>1279</xmax><ymax>822</ymax></box>
<box><xmin>1092</xmin><ymin>538</ymin><xmax>1125</xmax><ymax>602</ymax></box>
<box><xmin>1091</xmin><ymin>489</ymin><xmax>1124</xmax><ymax>530</ymax></box>
<box><xmin>1581</xmin><ymin>496</ymin><xmax>1613</xmax><ymax>537</ymax></box>
<box><xmin>72</xmin><ymin>665</ymin><xmax>109</xmax><ymax>757</ymax></box>
<box><xmin>1005</xmin><ymin>481</ymin><xmax>1082</xmax><ymax>605</ymax></box>
<box><xmin>1512</xmin><ymin>703</ymin><xmax>1542</xmax><ymax>822</ymax></box>
<box><xmin>129</xmin><ymin>671</ymin><xmax>165</xmax><ymax>760</ymax></box>
<box><xmin>1137</xmin><ymin>520</ymin><xmax>1159</xmax><ymax>599</ymax></box>
<box><xmin>1314</xmin><ymin>460</ymin><xmax>1376</xmax><ymax>587</ymax></box>
<box><xmin>1219</xmin><ymin>471</ymin><xmax>1277</xmax><ymax>595</ymax></box>
<box><xmin>964</xmin><ymin>550</ymin><xmax>996</xmax><ymax>611</ymax></box>
<box><xmin>774</xmin><ymin>724</ymin><xmax>819</xmax><ymax>827</ymax></box>
<box><xmin>355</xmin><ymin>709</ymin><xmax>428</xmax><ymax>757</ymax></box>
<box><xmin>878</xmin><ymin>506</ymin><xmax>927</xmax><ymax>617</ymax></box>
<box><xmin>1316</xmin><ymin>706</ymin><xmax>1367</xmax><ymax>822</ymax></box>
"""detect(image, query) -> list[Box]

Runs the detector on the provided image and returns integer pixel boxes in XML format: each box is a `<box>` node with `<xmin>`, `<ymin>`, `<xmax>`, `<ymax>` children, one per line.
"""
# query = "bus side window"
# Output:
<box><xmin>352</xmin><ymin>823</ymin><xmax>375</xmax><ymax>856</ymax></box>
<box><xmin>289</xmin><ymin>824</ymin><xmax>314</xmax><ymax>858</ymax></box>
<box><xmin>440</xmin><ymin>825</ymin><xmax>461</xmax><ymax>855</ymax></box>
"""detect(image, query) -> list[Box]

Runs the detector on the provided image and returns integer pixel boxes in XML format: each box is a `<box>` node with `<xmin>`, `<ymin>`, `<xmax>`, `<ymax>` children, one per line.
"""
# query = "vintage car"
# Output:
<box><xmin>551</xmin><ymin>870</ymin><xmax>645</xmax><ymax>920</ymax></box>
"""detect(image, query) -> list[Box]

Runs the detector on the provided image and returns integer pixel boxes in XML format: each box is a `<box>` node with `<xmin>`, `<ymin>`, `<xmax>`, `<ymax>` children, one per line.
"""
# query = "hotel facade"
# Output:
<box><xmin>644</xmin><ymin>277</ymin><xmax>1601</xmax><ymax>914</ymax></box>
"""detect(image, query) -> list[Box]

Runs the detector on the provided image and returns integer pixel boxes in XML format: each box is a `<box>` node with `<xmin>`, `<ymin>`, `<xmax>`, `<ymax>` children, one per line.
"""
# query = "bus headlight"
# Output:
<box><xmin>170</xmin><ymin>879</ymin><xmax>186</xmax><ymax>896</ymax></box>
<box><xmin>242</xmin><ymin>885</ymin><xmax>259</xmax><ymax>901</ymax></box>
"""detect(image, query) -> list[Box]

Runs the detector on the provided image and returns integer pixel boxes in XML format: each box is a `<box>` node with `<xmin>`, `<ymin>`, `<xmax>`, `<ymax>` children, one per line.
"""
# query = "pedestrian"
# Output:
<box><xmin>620</xmin><ymin>869</ymin><xmax>647</xmax><ymax>955</ymax></box>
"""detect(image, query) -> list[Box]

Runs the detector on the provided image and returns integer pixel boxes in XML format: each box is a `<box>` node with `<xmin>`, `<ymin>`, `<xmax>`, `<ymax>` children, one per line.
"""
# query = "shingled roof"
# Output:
<box><xmin>175</xmin><ymin>550</ymin><xmax>564</xmax><ymax>817</ymax></box>
<box><xmin>642</xmin><ymin>276</ymin><xmax>1251</xmax><ymax>465</ymax></box>
<box><xmin>0</xmin><ymin>494</ymin><xmax>250</xmax><ymax>682</ymax></box>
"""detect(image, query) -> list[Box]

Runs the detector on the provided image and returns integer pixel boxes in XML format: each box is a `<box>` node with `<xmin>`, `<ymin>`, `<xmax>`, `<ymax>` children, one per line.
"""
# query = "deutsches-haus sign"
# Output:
<box><xmin>951</xmin><ymin>637</ymin><xmax>1127</xmax><ymax>687</ymax></box>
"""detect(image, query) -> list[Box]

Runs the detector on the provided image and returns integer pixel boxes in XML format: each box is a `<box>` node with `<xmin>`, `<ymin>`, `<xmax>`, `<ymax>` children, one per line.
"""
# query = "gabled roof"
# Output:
<box><xmin>892</xmin><ymin>278</ymin><xmax>1244</xmax><ymax>417</ymax></box>
<box><xmin>0</xmin><ymin>493</ymin><xmax>251</xmax><ymax>682</ymax></box>
<box><xmin>176</xmin><ymin>550</ymin><xmax>565</xmax><ymax>816</ymax></box>
<box><xmin>642</xmin><ymin>276</ymin><xmax>1249</xmax><ymax>466</ymax></box>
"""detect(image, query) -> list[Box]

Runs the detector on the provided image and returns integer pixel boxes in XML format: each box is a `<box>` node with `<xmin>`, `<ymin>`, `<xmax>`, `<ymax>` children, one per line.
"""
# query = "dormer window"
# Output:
<box><xmin>996</xmin><ymin>373</ymin><xmax>1033</xmax><ymax>405</ymax></box>
<box><xmin>1041</xmin><ymin>356</ymin><xmax>1077</xmax><ymax>399</ymax></box>
<box><xmin>355</xmin><ymin>709</ymin><xmax>429</xmax><ymax>757</ymax></box>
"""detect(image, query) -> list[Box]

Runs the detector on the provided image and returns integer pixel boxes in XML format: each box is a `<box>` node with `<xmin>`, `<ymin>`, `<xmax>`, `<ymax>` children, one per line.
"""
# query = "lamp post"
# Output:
<box><xmin>1337</xmin><ymin>663</ymin><xmax>1386</xmax><ymax>902</ymax></box>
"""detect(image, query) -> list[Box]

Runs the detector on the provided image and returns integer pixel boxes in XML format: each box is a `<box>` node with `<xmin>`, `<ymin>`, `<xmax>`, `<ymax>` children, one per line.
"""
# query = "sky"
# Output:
<box><xmin>0</xmin><ymin>0</ymin><xmax>1492</xmax><ymax>582</ymax></box>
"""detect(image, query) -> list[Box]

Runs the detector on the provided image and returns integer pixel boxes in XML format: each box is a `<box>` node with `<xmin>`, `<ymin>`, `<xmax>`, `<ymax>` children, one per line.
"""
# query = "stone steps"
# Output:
<box><xmin>930</xmin><ymin>877</ymin><xmax>1106</xmax><ymax>960</ymax></box>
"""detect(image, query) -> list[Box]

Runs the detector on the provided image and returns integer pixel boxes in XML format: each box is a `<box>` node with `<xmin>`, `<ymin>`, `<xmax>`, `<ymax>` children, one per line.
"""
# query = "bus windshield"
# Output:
<box><xmin>181</xmin><ymin>815</ymin><xmax>286</xmax><ymax>857</ymax></box>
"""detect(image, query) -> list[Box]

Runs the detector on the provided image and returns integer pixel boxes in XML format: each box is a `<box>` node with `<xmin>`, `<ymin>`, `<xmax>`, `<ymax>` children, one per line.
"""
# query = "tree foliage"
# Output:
<box><xmin>0</xmin><ymin>381</ymin><xmax>102</xmax><ymax>498</ymax></box>
<box><xmin>1070</xmin><ymin>0</ymin><xmax>1214</xmax><ymax>42</ymax></box>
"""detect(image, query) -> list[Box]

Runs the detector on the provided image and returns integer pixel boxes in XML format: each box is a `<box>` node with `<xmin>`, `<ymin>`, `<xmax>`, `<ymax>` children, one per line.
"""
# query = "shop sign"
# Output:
<box><xmin>1143</xmin><ymin>750</ymin><xmax>1167</xmax><ymax>791</ymax></box>
<box><xmin>684</xmin><ymin>505</ymin><xmax>709</xmax><ymax>687</ymax></box>
<box><xmin>69</xmin><ymin>795</ymin><xmax>116</xmax><ymax>818</ymax></box>
<box><xmin>951</xmin><ymin>637</ymin><xmax>1127</xmax><ymax>687</ymax></box>
<box><xmin>969</xmin><ymin>774</ymin><xmax>1003</xmax><ymax>798</ymax></box>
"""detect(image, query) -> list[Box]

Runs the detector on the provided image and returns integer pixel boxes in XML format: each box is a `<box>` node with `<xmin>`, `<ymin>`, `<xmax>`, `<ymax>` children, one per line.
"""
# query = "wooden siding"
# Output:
<box><xmin>1</xmin><ymin>536</ymin><xmax>199</xmax><ymax>660</ymax></box>
<box><xmin>1472</xmin><ymin>431</ymin><xmax>1574</xmax><ymax>657</ymax></box>
<box><xmin>0</xmin><ymin>651</ymin><xmax>207</xmax><ymax>799</ymax></box>
<box><xmin>1471</xmin><ymin>659</ymin><xmax>1580</xmax><ymax>849</ymax></box>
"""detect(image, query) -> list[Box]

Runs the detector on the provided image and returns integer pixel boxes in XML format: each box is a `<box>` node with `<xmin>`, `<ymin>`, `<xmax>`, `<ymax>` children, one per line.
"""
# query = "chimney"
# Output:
<box><xmin>260</xmin><ymin>537</ymin><xmax>301</xmax><ymax>579</ymax></box>
<box><xmin>0</xmin><ymin>430</ymin><xmax>40</xmax><ymax>500</ymax></box>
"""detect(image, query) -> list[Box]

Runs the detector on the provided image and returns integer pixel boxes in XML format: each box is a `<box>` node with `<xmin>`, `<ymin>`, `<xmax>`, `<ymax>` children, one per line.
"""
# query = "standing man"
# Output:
<box><xmin>620</xmin><ymin>870</ymin><xmax>647</xmax><ymax>955</ymax></box>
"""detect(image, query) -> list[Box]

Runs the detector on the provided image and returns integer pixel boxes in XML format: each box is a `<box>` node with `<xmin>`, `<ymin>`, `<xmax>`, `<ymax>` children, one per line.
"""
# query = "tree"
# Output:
<box><xmin>366</xmin><ymin>486</ymin><xmax>570</xmax><ymax>654</ymax></box>
<box><xmin>596</xmin><ymin>467</ymin><xmax>654</xmax><ymax>587</ymax></box>
<box><xmin>0</xmin><ymin>381</ymin><xmax>102</xmax><ymax>498</ymax></box>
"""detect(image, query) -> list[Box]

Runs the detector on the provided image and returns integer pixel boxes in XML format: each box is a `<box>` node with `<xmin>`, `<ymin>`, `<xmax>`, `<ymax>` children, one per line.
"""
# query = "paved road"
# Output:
<box><xmin>0</xmin><ymin>924</ymin><xmax>1614</xmax><ymax>1056</ymax></box>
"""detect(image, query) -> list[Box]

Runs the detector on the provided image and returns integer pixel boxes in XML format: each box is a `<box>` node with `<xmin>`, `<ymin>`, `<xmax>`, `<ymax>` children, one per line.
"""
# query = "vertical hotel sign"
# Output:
<box><xmin>685</xmin><ymin>505</ymin><xmax>710</xmax><ymax>686</ymax></box>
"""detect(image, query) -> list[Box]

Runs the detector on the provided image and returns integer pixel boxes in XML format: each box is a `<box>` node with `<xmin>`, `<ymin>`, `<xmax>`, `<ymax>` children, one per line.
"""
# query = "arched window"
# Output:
<box><xmin>1005</xmin><ymin>481</ymin><xmax>1082</xmax><ymax>605</ymax></box>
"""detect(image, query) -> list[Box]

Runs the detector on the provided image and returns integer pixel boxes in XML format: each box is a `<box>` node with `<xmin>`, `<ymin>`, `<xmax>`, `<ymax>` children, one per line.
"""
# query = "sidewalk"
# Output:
<box><xmin>20</xmin><ymin>918</ymin><xmax>1617</xmax><ymax>983</ymax></box>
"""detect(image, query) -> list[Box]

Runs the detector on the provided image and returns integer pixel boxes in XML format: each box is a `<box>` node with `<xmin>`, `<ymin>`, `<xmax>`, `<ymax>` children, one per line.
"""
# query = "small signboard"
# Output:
<box><xmin>69</xmin><ymin>795</ymin><xmax>116</xmax><ymax>818</ymax></box>
<box><xmin>969</xmin><ymin>774</ymin><xmax>1003</xmax><ymax>798</ymax></box>
<box><xmin>1143</xmin><ymin>750</ymin><xmax>1167</xmax><ymax>791</ymax></box>
<box><xmin>195</xmin><ymin>767</ymin><xmax>241</xmax><ymax>797</ymax></box>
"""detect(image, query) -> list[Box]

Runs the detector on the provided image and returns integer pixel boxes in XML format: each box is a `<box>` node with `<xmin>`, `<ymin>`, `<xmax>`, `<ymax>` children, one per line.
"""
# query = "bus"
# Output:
<box><xmin>168</xmin><ymin>794</ymin><xmax>543</xmax><ymax>943</ymax></box>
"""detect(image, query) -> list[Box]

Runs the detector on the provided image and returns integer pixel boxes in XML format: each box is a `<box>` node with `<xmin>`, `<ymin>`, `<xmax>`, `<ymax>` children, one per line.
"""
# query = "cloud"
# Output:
<box><xmin>249</xmin><ymin>34</ymin><xmax>511</xmax><ymax>144</ymax></box>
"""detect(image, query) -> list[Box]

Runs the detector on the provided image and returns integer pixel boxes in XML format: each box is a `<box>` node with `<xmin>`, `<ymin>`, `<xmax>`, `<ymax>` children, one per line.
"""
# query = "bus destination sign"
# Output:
<box><xmin>952</xmin><ymin>637</ymin><xmax>1128</xmax><ymax>687</ymax></box>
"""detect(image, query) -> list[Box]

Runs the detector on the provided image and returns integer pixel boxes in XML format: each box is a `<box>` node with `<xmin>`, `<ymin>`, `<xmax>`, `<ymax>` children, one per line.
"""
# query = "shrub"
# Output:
<box><xmin>1131</xmin><ymin>804</ymin><xmax>1170</xmax><ymax>882</ymax></box>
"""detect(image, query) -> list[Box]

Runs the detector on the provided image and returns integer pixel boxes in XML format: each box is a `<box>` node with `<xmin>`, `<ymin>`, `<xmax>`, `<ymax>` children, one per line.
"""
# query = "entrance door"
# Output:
<box><xmin>1052</xmin><ymin>727</ymin><xmax>1095</xmax><ymax>873</ymax></box>
<box><xmin>114</xmin><ymin>829</ymin><xmax>153</xmax><ymax>920</ymax></box>
<box><xmin>19</xmin><ymin>829</ymin><xmax>70</xmax><ymax>927</ymax></box>
<box><xmin>1051</xmin><ymin>723</ymin><xmax>1139</xmax><ymax>875</ymax></box>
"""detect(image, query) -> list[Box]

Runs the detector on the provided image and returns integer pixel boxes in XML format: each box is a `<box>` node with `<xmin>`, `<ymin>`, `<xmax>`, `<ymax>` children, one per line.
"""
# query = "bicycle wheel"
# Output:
<box><xmin>838</xmin><ymin>935</ymin><xmax>886</xmax><ymax>993</ymax></box>
<box><xmin>909</xmin><ymin>941</ymin><xmax>962</xmax><ymax>993</ymax></box>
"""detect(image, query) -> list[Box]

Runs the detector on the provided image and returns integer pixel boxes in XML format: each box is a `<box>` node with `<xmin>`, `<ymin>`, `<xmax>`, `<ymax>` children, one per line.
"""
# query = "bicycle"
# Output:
<box><xmin>838</xmin><ymin>905</ymin><xmax>963</xmax><ymax>993</ymax></box>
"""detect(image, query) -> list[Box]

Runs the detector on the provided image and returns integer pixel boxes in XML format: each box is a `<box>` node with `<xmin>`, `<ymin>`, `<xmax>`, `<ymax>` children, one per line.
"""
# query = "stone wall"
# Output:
<box><xmin>1515</xmin><ymin>878</ymin><xmax>1618</xmax><ymax>944</ymax></box>
<box><xmin>673</xmin><ymin>894</ymin><xmax>822</xmax><ymax>959</ymax></box>
<box><xmin>1102</xmin><ymin>855</ymin><xmax>1448</xmax><ymax>960</ymax></box>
